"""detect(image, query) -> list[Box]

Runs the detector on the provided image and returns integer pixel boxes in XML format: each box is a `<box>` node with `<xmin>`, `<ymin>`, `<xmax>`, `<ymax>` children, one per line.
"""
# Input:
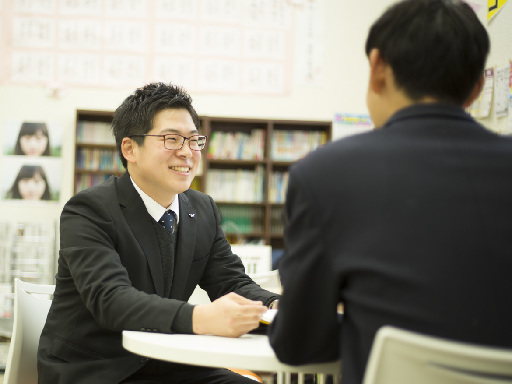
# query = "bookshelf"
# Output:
<box><xmin>74</xmin><ymin>110</ymin><xmax>123</xmax><ymax>194</ymax></box>
<box><xmin>74</xmin><ymin>112</ymin><xmax>331</xmax><ymax>249</ymax></box>
<box><xmin>200</xmin><ymin>117</ymin><xmax>331</xmax><ymax>250</ymax></box>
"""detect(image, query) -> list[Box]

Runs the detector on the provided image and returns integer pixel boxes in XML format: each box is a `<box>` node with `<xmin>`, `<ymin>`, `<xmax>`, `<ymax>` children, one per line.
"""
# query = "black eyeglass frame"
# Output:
<box><xmin>130</xmin><ymin>134</ymin><xmax>208</xmax><ymax>151</ymax></box>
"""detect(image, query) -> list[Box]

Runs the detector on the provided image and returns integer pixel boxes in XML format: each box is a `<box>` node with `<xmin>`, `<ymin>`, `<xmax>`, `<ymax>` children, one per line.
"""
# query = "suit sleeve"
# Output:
<box><xmin>196</xmin><ymin>194</ymin><xmax>279</xmax><ymax>307</ymax></box>
<box><xmin>268</xmin><ymin>166</ymin><xmax>341</xmax><ymax>364</ymax></box>
<box><xmin>59</xmin><ymin>190</ymin><xmax>190</xmax><ymax>334</ymax></box>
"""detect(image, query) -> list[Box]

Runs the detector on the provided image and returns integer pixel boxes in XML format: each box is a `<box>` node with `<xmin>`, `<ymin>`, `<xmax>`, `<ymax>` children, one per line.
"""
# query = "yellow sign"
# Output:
<box><xmin>488</xmin><ymin>0</ymin><xmax>509</xmax><ymax>22</ymax></box>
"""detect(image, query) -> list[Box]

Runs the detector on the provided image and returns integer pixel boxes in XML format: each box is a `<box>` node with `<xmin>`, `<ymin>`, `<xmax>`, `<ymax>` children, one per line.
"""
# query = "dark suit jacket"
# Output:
<box><xmin>268</xmin><ymin>104</ymin><xmax>512</xmax><ymax>384</ymax></box>
<box><xmin>38</xmin><ymin>173</ymin><xmax>278</xmax><ymax>384</ymax></box>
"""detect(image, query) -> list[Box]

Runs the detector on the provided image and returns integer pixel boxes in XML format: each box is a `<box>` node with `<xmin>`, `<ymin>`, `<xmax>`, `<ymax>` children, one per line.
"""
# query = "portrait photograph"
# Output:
<box><xmin>2</xmin><ymin>120</ymin><xmax>64</xmax><ymax>157</ymax></box>
<box><xmin>1</xmin><ymin>156</ymin><xmax>62</xmax><ymax>202</ymax></box>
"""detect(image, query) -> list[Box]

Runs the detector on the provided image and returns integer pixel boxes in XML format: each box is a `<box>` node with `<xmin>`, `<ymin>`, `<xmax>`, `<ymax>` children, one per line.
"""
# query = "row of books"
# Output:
<box><xmin>218</xmin><ymin>205</ymin><xmax>286</xmax><ymax>236</ymax></box>
<box><xmin>268</xmin><ymin>171</ymin><xmax>289</xmax><ymax>203</ymax></box>
<box><xmin>269</xmin><ymin>206</ymin><xmax>285</xmax><ymax>234</ymax></box>
<box><xmin>218</xmin><ymin>205</ymin><xmax>265</xmax><ymax>234</ymax></box>
<box><xmin>206</xmin><ymin>166</ymin><xmax>265</xmax><ymax>203</ymax></box>
<box><xmin>270</xmin><ymin>130</ymin><xmax>327</xmax><ymax>161</ymax></box>
<box><xmin>76</xmin><ymin>148</ymin><xmax>124</xmax><ymax>171</ymax></box>
<box><xmin>207</xmin><ymin>130</ymin><xmax>265</xmax><ymax>160</ymax></box>
<box><xmin>76</xmin><ymin>121</ymin><xmax>115</xmax><ymax>145</ymax></box>
<box><xmin>75</xmin><ymin>173</ymin><xmax>112</xmax><ymax>193</ymax></box>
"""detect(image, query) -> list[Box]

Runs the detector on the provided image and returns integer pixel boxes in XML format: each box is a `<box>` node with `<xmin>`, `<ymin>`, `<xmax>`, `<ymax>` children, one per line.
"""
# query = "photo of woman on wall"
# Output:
<box><xmin>6</xmin><ymin>165</ymin><xmax>52</xmax><ymax>201</ymax></box>
<box><xmin>14</xmin><ymin>122</ymin><xmax>51</xmax><ymax>156</ymax></box>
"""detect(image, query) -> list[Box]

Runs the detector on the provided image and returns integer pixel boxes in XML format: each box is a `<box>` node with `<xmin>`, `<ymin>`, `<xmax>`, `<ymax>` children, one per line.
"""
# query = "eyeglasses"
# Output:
<box><xmin>130</xmin><ymin>134</ymin><xmax>207</xmax><ymax>151</ymax></box>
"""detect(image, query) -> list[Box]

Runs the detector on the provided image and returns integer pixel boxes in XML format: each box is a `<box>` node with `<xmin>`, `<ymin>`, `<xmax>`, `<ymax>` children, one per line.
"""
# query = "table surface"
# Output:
<box><xmin>123</xmin><ymin>331</ymin><xmax>340</xmax><ymax>375</ymax></box>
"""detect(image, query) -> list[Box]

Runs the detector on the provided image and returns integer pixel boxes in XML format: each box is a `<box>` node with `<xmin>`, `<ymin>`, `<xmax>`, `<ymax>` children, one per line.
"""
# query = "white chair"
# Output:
<box><xmin>363</xmin><ymin>326</ymin><xmax>512</xmax><ymax>384</ymax></box>
<box><xmin>4</xmin><ymin>278</ymin><xmax>55</xmax><ymax>384</ymax></box>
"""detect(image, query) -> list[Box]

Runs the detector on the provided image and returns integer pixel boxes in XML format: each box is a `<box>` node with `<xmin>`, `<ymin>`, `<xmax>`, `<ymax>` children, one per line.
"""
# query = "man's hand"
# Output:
<box><xmin>192</xmin><ymin>292</ymin><xmax>267</xmax><ymax>338</ymax></box>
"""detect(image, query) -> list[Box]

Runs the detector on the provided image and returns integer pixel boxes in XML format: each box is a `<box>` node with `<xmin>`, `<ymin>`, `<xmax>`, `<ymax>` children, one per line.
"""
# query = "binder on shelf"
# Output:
<box><xmin>219</xmin><ymin>205</ymin><xmax>264</xmax><ymax>235</ymax></box>
<box><xmin>76</xmin><ymin>121</ymin><xmax>114</xmax><ymax>145</ymax></box>
<box><xmin>207</xmin><ymin>129</ymin><xmax>265</xmax><ymax>160</ymax></box>
<box><xmin>206</xmin><ymin>166</ymin><xmax>264</xmax><ymax>203</ymax></box>
<box><xmin>271</xmin><ymin>130</ymin><xmax>327</xmax><ymax>161</ymax></box>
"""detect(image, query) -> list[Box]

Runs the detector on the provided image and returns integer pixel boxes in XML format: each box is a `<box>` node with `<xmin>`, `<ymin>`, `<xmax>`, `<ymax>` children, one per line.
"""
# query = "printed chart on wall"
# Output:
<box><xmin>466</xmin><ymin>68</ymin><xmax>494</xmax><ymax>119</ymax></box>
<box><xmin>488</xmin><ymin>0</ymin><xmax>509</xmax><ymax>22</ymax></box>
<box><xmin>332</xmin><ymin>113</ymin><xmax>373</xmax><ymax>140</ymax></box>
<box><xmin>0</xmin><ymin>0</ymin><xmax>325</xmax><ymax>95</ymax></box>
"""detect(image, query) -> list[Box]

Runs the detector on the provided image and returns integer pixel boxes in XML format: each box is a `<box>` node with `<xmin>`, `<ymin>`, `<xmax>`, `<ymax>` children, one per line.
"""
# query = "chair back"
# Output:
<box><xmin>363</xmin><ymin>326</ymin><xmax>512</xmax><ymax>384</ymax></box>
<box><xmin>4</xmin><ymin>278</ymin><xmax>55</xmax><ymax>384</ymax></box>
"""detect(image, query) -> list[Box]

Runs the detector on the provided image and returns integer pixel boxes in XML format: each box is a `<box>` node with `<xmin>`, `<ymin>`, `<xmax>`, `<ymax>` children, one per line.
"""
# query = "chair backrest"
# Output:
<box><xmin>363</xmin><ymin>326</ymin><xmax>512</xmax><ymax>384</ymax></box>
<box><xmin>4</xmin><ymin>278</ymin><xmax>55</xmax><ymax>384</ymax></box>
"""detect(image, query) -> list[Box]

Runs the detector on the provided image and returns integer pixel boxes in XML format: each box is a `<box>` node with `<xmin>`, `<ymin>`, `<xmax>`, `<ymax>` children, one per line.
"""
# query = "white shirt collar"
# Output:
<box><xmin>130</xmin><ymin>177</ymin><xmax>180</xmax><ymax>224</ymax></box>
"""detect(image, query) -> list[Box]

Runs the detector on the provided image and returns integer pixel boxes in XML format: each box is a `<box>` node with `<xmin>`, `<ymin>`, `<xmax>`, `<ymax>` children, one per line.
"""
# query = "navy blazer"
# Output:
<box><xmin>269</xmin><ymin>104</ymin><xmax>512</xmax><ymax>384</ymax></box>
<box><xmin>38</xmin><ymin>173</ymin><xmax>278</xmax><ymax>384</ymax></box>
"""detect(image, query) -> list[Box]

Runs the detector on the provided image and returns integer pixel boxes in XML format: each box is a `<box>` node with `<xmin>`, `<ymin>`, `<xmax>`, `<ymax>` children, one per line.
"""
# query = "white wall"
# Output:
<box><xmin>482</xmin><ymin>1</ymin><xmax>512</xmax><ymax>134</ymax></box>
<box><xmin>0</xmin><ymin>0</ymin><xmax>510</xmax><ymax>236</ymax></box>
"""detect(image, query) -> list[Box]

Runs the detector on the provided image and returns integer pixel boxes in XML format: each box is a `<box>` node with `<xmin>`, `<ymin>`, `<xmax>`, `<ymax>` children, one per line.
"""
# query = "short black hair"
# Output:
<box><xmin>365</xmin><ymin>0</ymin><xmax>489</xmax><ymax>105</ymax></box>
<box><xmin>111</xmin><ymin>82</ymin><xmax>201</xmax><ymax>169</ymax></box>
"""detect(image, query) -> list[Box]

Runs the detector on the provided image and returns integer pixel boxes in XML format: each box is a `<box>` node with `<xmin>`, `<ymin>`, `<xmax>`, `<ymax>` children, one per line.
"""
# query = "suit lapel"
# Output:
<box><xmin>170</xmin><ymin>192</ymin><xmax>197</xmax><ymax>299</ymax></box>
<box><xmin>117</xmin><ymin>173</ymin><xmax>165</xmax><ymax>296</ymax></box>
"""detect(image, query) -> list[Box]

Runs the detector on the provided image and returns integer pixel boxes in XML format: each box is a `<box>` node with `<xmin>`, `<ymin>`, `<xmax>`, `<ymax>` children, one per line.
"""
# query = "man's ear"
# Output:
<box><xmin>368</xmin><ymin>48</ymin><xmax>388</xmax><ymax>95</ymax></box>
<box><xmin>121</xmin><ymin>137</ymin><xmax>136</xmax><ymax>165</ymax></box>
<box><xmin>463</xmin><ymin>74</ymin><xmax>485</xmax><ymax>108</ymax></box>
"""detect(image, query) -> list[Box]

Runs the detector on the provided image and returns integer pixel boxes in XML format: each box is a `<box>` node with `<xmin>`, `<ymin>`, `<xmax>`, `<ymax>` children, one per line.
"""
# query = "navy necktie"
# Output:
<box><xmin>159</xmin><ymin>210</ymin><xmax>176</xmax><ymax>234</ymax></box>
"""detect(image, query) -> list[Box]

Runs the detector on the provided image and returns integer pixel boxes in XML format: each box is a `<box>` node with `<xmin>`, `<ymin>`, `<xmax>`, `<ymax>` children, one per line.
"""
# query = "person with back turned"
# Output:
<box><xmin>269</xmin><ymin>1</ymin><xmax>512</xmax><ymax>383</ymax></box>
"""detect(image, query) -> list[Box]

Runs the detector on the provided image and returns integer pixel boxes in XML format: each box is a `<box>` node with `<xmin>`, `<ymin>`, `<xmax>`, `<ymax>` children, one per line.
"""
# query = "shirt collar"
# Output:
<box><xmin>130</xmin><ymin>177</ymin><xmax>180</xmax><ymax>224</ymax></box>
<box><xmin>383</xmin><ymin>103</ymin><xmax>473</xmax><ymax>128</ymax></box>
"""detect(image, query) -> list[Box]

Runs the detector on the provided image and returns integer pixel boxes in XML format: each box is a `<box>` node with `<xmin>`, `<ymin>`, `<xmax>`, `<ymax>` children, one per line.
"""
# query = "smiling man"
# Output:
<box><xmin>38</xmin><ymin>83</ymin><xmax>279</xmax><ymax>384</ymax></box>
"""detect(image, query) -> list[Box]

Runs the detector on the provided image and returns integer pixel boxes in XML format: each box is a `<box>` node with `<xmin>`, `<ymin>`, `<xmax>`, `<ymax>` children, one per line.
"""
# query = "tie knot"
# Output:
<box><xmin>159</xmin><ymin>210</ymin><xmax>176</xmax><ymax>234</ymax></box>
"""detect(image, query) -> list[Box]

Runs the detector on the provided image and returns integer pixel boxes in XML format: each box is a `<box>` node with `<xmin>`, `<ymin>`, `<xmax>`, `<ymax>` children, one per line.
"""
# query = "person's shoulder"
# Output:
<box><xmin>301</xmin><ymin>130</ymin><xmax>381</xmax><ymax>163</ymax></box>
<box><xmin>182</xmin><ymin>188</ymin><xmax>210</xmax><ymax>202</ymax></box>
<box><xmin>65</xmin><ymin>176</ymin><xmax>119</xmax><ymax>208</ymax></box>
<box><xmin>180</xmin><ymin>188</ymin><xmax>218</xmax><ymax>216</ymax></box>
<box><xmin>79</xmin><ymin>175</ymin><xmax>118</xmax><ymax>195</ymax></box>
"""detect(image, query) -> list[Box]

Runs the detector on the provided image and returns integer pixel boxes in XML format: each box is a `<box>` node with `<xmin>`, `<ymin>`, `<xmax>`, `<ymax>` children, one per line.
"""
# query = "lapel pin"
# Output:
<box><xmin>189</xmin><ymin>213</ymin><xmax>195</xmax><ymax>218</ymax></box>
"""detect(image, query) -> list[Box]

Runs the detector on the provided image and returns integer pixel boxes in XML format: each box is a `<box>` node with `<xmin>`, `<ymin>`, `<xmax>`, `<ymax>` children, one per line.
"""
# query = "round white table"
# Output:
<box><xmin>123</xmin><ymin>331</ymin><xmax>340</xmax><ymax>384</ymax></box>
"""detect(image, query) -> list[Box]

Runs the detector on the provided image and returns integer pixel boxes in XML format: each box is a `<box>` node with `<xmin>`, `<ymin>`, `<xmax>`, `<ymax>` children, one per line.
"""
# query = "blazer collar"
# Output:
<box><xmin>117</xmin><ymin>173</ymin><xmax>165</xmax><ymax>296</ymax></box>
<box><xmin>118</xmin><ymin>173</ymin><xmax>199</xmax><ymax>299</ymax></box>
<box><xmin>170</xmin><ymin>192</ymin><xmax>197</xmax><ymax>299</ymax></box>
<box><xmin>383</xmin><ymin>103</ymin><xmax>474</xmax><ymax>128</ymax></box>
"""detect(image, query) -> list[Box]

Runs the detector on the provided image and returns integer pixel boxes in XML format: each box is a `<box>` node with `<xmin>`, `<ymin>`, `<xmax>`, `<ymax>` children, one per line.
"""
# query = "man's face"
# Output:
<box><xmin>128</xmin><ymin>108</ymin><xmax>201</xmax><ymax>206</ymax></box>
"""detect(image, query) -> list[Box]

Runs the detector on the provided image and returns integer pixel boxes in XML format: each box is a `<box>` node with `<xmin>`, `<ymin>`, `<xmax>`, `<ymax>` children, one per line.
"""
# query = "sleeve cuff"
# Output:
<box><xmin>171</xmin><ymin>302</ymin><xmax>195</xmax><ymax>334</ymax></box>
